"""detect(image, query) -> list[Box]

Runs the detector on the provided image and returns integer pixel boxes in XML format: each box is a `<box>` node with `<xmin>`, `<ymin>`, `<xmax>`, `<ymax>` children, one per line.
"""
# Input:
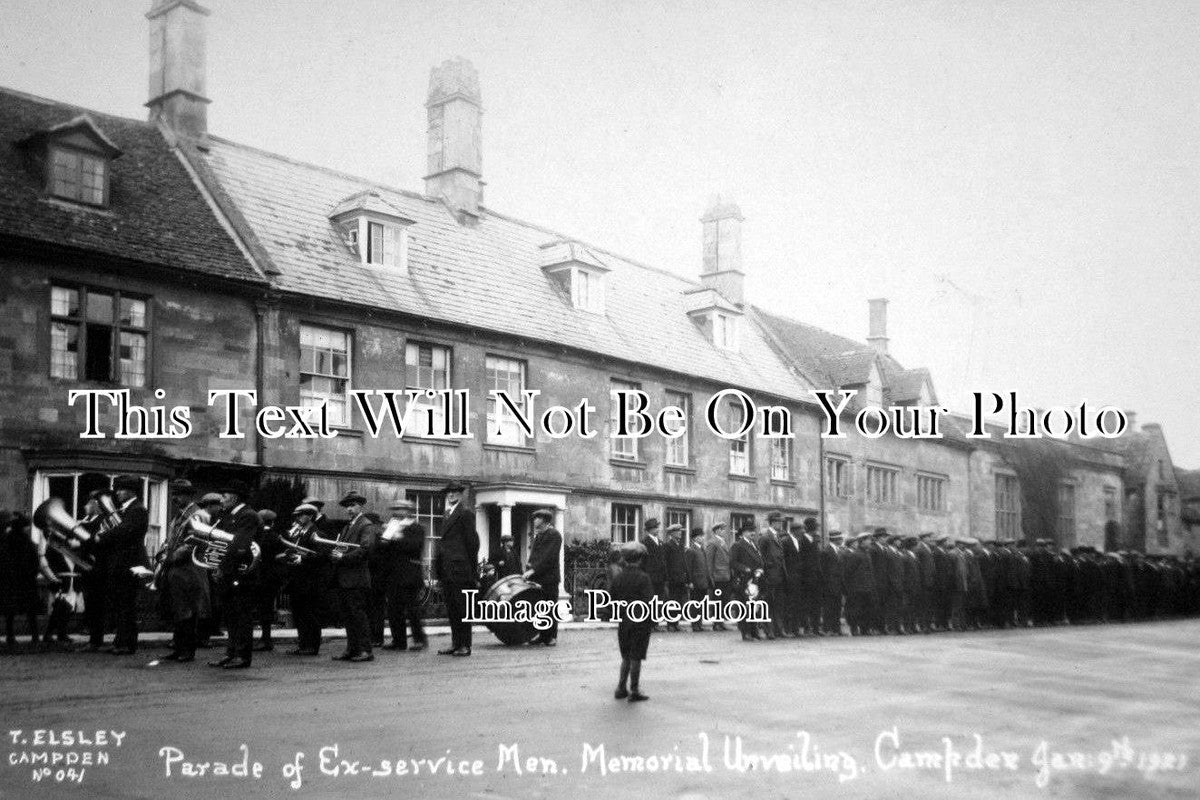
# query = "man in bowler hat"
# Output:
<box><xmin>434</xmin><ymin>482</ymin><xmax>478</xmax><ymax>656</ymax></box>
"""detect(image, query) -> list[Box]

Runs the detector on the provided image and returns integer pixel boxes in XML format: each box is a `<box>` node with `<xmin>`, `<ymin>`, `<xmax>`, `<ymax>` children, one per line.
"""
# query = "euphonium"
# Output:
<box><xmin>95</xmin><ymin>491</ymin><xmax>122</xmax><ymax>534</ymax></box>
<box><xmin>184</xmin><ymin>517</ymin><xmax>261</xmax><ymax>574</ymax></box>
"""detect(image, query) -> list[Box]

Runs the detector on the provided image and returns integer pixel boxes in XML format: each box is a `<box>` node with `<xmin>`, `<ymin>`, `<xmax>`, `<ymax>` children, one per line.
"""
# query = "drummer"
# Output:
<box><xmin>523</xmin><ymin>509</ymin><xmax>563</xmax><ymax>648</ymax></box>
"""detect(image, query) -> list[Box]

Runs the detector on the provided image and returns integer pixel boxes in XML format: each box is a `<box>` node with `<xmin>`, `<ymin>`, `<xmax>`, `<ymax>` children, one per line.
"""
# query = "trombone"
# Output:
<box><xmin>309</xmin><ymin>533</ymin><xmax>361</xmax><ymax>558</ymax></box>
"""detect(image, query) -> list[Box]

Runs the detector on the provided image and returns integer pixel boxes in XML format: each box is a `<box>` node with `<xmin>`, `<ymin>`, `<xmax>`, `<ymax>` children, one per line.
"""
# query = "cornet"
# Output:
<box><xmin>184</xmin><ymin>517</ymin><xmax>261</xmax><ymax>575</ymax></box>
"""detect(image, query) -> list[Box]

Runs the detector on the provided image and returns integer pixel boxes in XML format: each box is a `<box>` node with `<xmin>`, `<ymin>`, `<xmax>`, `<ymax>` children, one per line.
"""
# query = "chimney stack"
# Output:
<box><xmin>425</xmin><ymin>58</ymin><xmax>483</xmax><ymax>223</ymax></box>
<box><xmin>146</xmin><ymin>0</ymin><xmax>211</xmax><ymax>138</ymax></box>
<box><xmin>867</xmin><ymin>298</ymin><xmax>889</xmax><ymax>355</ymax></box>
<box><xmin>1125</xmin><ymin>410</ymin><xmax>1138</xmax><ymax>432</ymax></box>
<box><xmin>700</xmin><ymin>196</ymin><xmax>745</xmax><ymax>305</ymax></box>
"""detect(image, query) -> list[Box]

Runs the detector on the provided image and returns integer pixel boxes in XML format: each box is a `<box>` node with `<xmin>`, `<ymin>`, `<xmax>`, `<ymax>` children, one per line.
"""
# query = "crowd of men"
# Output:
<box><xmin>6</xmin><ymin>481</ymin><xmax>1200</xmax><ymax>661</ymax></box>
<box><xmin>637</xmin><ymin>512</ymin><xmax>1200</xmax><ymax>640</ymax></box>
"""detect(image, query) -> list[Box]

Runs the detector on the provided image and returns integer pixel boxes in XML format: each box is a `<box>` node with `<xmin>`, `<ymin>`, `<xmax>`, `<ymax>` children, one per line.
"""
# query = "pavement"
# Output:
<box><xmin>1</xmin><ymin>619</ymin><xmax>1197</xmax><ymax>800</ymax></box>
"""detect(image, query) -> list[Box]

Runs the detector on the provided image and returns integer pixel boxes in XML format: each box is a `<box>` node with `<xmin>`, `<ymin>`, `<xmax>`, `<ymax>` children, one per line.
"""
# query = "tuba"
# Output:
<box><xmin>94</xmin><ymin>491</ymin><xmax>122</xmax><ymax>535</ymax></box>
<box><xmin>184</xmin><ymin>517</ymin><xmax>261</xmax><ymax>575</ymax></box>
<box><xmin>32</xmin><ymin>498</ymin><xmax>96</xmax><ymax>572</ymax></box>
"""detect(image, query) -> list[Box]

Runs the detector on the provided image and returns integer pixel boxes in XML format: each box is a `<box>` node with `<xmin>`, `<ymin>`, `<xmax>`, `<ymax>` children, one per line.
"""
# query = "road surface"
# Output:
<box><xmin>1</xmin><ymin>619</ymin><xmax>1197</xmax><ymax>799</ymax></box>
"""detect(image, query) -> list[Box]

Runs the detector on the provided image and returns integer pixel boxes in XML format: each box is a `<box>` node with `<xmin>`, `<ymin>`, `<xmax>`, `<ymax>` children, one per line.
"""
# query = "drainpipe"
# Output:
<box><xmin>253</xmin><ymin>297</ymin><xmax>267</xmax><ymax>471</ymax></box>
<box><xmin>818</xmin><ymin>415</ymin><xmax>827</xmax><ymax>544</ymax></box>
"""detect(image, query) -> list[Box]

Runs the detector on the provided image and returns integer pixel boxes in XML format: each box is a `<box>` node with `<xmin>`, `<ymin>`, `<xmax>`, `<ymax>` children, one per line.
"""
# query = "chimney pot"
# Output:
<box><xmin>146</xmin><ymin>0</ymin><xmax>211</xmax><ymax>138</ymax></box>
<box><xmin>867</xmin><ymin>298</ymin><xmax>889</xmax><ymax>356</ymax></box>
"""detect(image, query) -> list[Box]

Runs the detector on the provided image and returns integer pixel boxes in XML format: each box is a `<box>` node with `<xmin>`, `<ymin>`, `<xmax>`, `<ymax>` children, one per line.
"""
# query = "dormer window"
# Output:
<box><xmin>50</xmin><ymin>147</ymin><xmax>108</xmax><ymax>205</ymax></box>
<box><xmin>713</xmin><ymin>311</ymin><xmax>739</xmax><ymax>351</ymax></box>
<box><xmin>540</xmin><ymin>239</ymin><xmax>610</xmax><ymax>315</ymax></box>
<box><xmin>684</xmin><ymin>287</ymin><xmax>742</xmax><ymax>352</ymax></box>
<box><xmin>19</xmin><ymin>114</ymin><xmax>121</xmax><ymax>209</ymax></box>
<box><xmin>329</xmin><ymin>191</ymin><xmax>414</xmax><ymax>271</ymax></box>
<box><xmin>570</xmin><ymin>267</ymin><xmax>605</xmax><ymax>313</ymax></box>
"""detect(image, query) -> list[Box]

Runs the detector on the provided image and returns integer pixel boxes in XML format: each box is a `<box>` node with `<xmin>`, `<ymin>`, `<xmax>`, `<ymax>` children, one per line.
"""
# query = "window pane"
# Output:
<box><xmin>119</xmin><ymin>297</ymin><xmax>146</xmax><ymax>328</ymax></box>
<box><xmin>50</xmin><ymin>322</ymin><xmax>79</xmax><ymax>379</ymax></box>
<box><xmin>86</xmin><ymin>291</ymin><xmax>114</xmax><ymax>324</ymax></box>
<box><xmin>51</xmin><ymin>286</ymin><xmax>79</xmax><ymax>318</ymax></box>
<box><xmin>119</xmin><ymin>331</ymin><xmax>147</xmax><ymax>387</ymax></box>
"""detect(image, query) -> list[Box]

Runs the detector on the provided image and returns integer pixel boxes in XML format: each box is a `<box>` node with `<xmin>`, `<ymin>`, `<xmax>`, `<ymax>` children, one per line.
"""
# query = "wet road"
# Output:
<box><xmin>1</xmin><ymin>619</ymin><xmax>1197</xmax><ymax>799</ymax></box>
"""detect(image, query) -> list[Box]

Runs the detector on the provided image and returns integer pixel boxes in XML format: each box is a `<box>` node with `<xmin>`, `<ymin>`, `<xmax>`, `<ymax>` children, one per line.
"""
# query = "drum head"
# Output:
<box><xmin>483</xmin><ymin>575</ymin><xmax>544</xmax><ymax>646</ymax></box>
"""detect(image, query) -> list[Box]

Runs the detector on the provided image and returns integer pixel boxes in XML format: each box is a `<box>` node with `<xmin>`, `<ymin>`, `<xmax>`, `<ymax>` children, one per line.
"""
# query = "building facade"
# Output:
<box><xmin>0</xmin><ymin>0</ymin><xmax>1170</xmax><ymax>590</ymax></box>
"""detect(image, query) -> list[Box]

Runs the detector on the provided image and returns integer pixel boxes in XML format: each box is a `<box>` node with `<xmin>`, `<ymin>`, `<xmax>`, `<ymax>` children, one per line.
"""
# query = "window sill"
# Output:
<box><xmin>663</xmin><ymin>464</ymin><xmax>695</xmax><ymax>476</ymax></box>
<box><xmin>483</xmin><ymin>443</ymin><xmax>536</xmax><ymax>455</ymax></box>
<box><xmin>727</xmin><ymin>473</ymin><xmax>757</xmax><ymax>484</ymax></box>
<box><xmin>402</xmin><ymin>436</ymin><xmax>464</xmax><ymax>448</ymax></box>
<box><xmin>610</xmin><ymin>458</ymin><xmax>646</xmax><ymax>470</ymax></box>
<box><xmin>41</xmin><ymin>195</ymin><xmax>114</xmax><ymax>215</ymax></box>
<box><xmin>330</xmin><ymin>427</ymin><xmax>365</xmax><ymax>439</ymax></box>
<box><xmin>770</xmin><ymin>478</ymin><xmax>796</xmax><ymax>488</ymax></box>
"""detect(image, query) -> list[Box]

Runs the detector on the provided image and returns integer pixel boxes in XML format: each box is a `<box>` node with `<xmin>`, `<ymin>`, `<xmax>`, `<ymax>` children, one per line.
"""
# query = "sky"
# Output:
<box><xmin>2</xmin><ymin>0</ymin><xmax>1198</xmax><ymax>466</ymax></box>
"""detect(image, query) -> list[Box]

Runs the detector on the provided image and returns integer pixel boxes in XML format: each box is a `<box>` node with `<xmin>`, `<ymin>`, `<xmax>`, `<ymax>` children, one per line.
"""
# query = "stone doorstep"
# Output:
<box><xmin>8</xmin><ymin>619</ymin><xmax>620</xmax><ymax>646</ymax></box>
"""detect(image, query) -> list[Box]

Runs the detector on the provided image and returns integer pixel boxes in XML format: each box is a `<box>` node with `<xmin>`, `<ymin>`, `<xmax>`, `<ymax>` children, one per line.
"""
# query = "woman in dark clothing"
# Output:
<box><xmin>1</xmin><ymin>514</ymin><xmax>58</xmax><ymax>649</ymax></box>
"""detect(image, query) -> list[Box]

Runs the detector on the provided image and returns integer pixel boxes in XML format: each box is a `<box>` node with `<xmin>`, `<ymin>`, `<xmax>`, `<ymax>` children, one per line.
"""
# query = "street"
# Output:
<box><xmin>1</xmin><ymin>619</ymin><xmax>1197</xmax><ymax>800</ymax></box>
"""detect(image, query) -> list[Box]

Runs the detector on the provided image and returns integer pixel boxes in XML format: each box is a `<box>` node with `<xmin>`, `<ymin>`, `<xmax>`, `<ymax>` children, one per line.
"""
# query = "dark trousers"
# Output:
<box><xmin>254</xmin><ymin>580</ymin><xmax>280</xmax><ymax>643</ymax></box>
<box><xmin>781</xmin><ymin>586</ymin><xmax>801</xmax><ymax>634</ymax></box>
<box><xmin>690</xmin><ymin>585</ymin><xmax>710</xmax><ymax>629</ymax></box>
<box><xmin>385</xmin><ymin>581</ymin><xmax>425</xmax><ymax>647</ymax></box>
<box><xmin>821</xmin><ymin>592</ymin><xmax>843</xmax><ymax>634</ymax></box>
<box><xmin>291</xmin><ymin>588</ymin><xmax>323</xmax><ymax>652</ymax></box>
<box><xmin>534</xmin><ymin>585</ymin><xmax>560</xmax><ymax>642</ymax></box>
<box><xmin>665</xmin><ymin>582</ymin><xmax>688</xmax><ymax>629</ymax></box>
<box><xmin>444</xmin><ymin>583</ymin><xmax>473</xmax><ymax>649</ymax></box>
<box><xmin>110</xmin><ymin>572</ymin><xmax>139</xmax><ymax>651</ymax></box>
<box><xmin>173</xmin><ymin>616</ymin><xmax>197</xmax><ymax>657</ymax></box>
<box><xmin>222</xmin><ymin>583</ymin><xmax>255</xmax><ymax>662</ymax></box>
<box><xmin>368</xmin><ymin>573</ymin><xmax>389</xmax><ymax>645</ymax></box>
<box><xmin>83</xmin><ymin>576</ymin><xmax>107</xmax><ymax>646</ymax></box>
<box><xmin>799</xmin><ymin>585</ymin><xmax>822</xmax><ymax>633</ymax></box>
<box><xmin>338</xmin><ymin>586</ymin><xmax>372</xmax><ymax>656</ymax></box>
<box><xmin>846</xmin><ymin>591</ymin><xmax>873</xmax><ymax>634</ymax></box>
<box><xmin>763</xmin><ymin>585</ymin><xmax>785</xmax><ymax>636</ymax></box>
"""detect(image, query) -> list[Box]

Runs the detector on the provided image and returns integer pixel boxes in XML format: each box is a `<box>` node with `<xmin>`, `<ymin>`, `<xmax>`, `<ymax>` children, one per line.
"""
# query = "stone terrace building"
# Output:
<box><xmin>0</xmin><ymin>85</ymin><xmax>270</xmax><ymax>542</ymax></box>
<box><xmin>0</xmin><ymin>0</ymin><xmax>1156</xmax><ymax>577</ymax></box>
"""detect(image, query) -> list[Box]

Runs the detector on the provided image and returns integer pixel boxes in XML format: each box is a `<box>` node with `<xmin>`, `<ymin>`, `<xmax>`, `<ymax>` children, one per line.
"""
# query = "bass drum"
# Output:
<box><xmin>484</xmin><ymin>574</ymin><xmax>545</xmax><ymax>646</ymax></box>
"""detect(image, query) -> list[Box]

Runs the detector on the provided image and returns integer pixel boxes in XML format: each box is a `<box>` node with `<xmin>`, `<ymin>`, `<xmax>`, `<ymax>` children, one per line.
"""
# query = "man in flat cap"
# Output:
<box><xmin>818</xmin><ymin>531</ymin><xmax>846</xmax><ymax>635</ymax></box>
<box><xmin>704</xmin><ymin>523</ymin><xmax>731</xmax><ymax>631</ymax></box>
<box><xmin>159</xmin><ymin>479</ymin><xmax>211</xmax><ymax>662</ymax></box>
<box><xmin>758</xmin><ymin>513</ymin><xmax>786</xmax><ymax>639</ymax></box>
<box><xmin>328</xmin><ymin>491</ymin><xmax>379</xmax><ymax>662</ymax></box>
<box><xmin>524</xmin><ymin>508</ymin><xmax>563</xmax><ymax>646</ymax></box>
<box><xmin>206</xmin><ymin>479</ymin><xmax>260</xmax><ymax>669</ymax></box>
<box><xmin>729</xmin><ymin>519</ymin><xmax>764</xmax><ymax>641</ymax></box>
<box><xmin>796</xmin><ymin>517</ymin><xmax>824</xmax><ymax>636</ymax></box>
<box><xmin>662</xmin><ymin>524</ymin><xmax>688</xmax><ymax>632</ymax></box>
<box><xmin>378</xmin><ymin>500</ymin><xmax>427</xmax><ymax>651</ymax></box>
<box><xmin>640</xmin><ymin>518</ymin><xmax>667</xmax><ymax>625</ymax></box>
<box><xmin>684</xmin><ymin>527</ymin><xmax>711</xmax><ymax>632</ymax></box>
<box><xmin>93</xmin><ymin>475</ymin><xmax>150</xmax><ymax>655</ymax></box>
<box><xmin>283</xmin><ymin>503</ymin><xmax>326</xmax><ymax>656</ymax></box>
<box><xmin>253</xmin><ymin>509</ymin><xmax>283</xmax><ymax>652</ymax></box>
<box><xmin>842</xmin><ymin>533</ymin><xmax>875</xmax><ymax>635</ymax></box>
<box><xmin>434</xmin><ymin>482</ymin><xmax>478</xmax><ymax>656</ymax></box>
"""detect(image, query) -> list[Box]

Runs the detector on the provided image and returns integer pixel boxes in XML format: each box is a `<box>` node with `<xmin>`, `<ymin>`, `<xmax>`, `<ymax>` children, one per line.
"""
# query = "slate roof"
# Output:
<box><xmin>0</xmin><ymin>87</ymin><xmax>262</xmax><ymax>284</ymax></box>
<box><xmin>195</xmin><ymin>136</ymin><xmax>814</xmax><ymax>400</ymax></box>
<box><xmin>751</xmin><ymin>305</ymin><xmax>933</xmax><ymax>402</ymax></box>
